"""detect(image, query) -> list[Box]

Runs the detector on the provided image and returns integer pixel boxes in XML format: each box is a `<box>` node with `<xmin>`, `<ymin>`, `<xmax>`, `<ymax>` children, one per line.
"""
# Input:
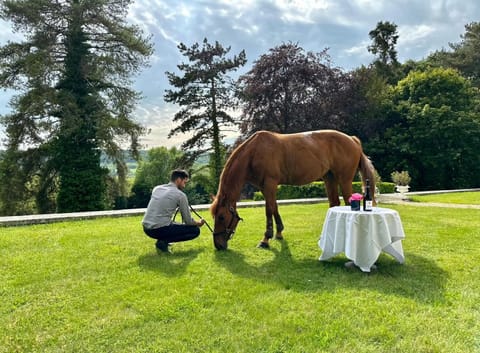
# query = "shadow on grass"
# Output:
<box><xmin>138</xmin><ymin>248</ymin><xmax>203</xmax><ymax>276</ymax></box>
<box><xmin>214</xmin><ymin>240</ymin><xmax>448</xmax><ymax>304</ymax></box>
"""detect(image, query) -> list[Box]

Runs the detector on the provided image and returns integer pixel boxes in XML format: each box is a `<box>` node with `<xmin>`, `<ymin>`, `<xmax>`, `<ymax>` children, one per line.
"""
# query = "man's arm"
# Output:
<box><xmin>179</xmin><ymin>192</ymin><xmax>205</xmax><ymax>226</ymax></box>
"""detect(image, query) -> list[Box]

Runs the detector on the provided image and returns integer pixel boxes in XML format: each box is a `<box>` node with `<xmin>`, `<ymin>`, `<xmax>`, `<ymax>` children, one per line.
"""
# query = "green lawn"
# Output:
<box><xmin>408</xmin><ymin>191</ymin><xmax>480</xmax><ymax>204</ymax></box>
<box><xmin>1</xmin><ymin>203</ymin><xmax>479</xmax><ymax>352</ymax></box>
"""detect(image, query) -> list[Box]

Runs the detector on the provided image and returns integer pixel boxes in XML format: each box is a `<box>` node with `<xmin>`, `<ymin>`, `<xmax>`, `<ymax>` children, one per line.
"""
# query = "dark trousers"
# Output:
<box><xmin>143</xmin><ymin>224</ymin><xmax>200</xmax><ymax>243</ymax></box>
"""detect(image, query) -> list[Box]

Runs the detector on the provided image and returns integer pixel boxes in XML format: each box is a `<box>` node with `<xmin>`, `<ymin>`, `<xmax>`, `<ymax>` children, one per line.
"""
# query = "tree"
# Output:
<box><xmin>343</xmin><ymin>65</ymin><xmax>392</xmax><ymax>141</ymax></box>
<box><xmin>0</xmin><ymin>0</ymin><xmax>153</xmax><ymax>215</ymax></box>
<box><xmin>368</xmin><ymin>21</ymin><xmax>400</xmax><ymax>83</ymax></box>
<box><xmin>129</xmin><ymin>147</ymin><xmax>185</xmax><ymax>208</ymax></box>
<box><xmin>427</xmin><ymin>22</ymin><xmax>480</xmax><ymax>88</ymax></box>
<box><xmin>0</xmin><ymin>148</ymin><xmax>38</xmax><ymax>215</ymax></box>
<box><xmin>237</xmin><ymin>42</ymin><xmax>350</xmax><ymax>136</ymax></box>
<box><xmin>128</xmin><ymin>146</ymin><xmax>209</xmax><ymax>207</ymax></box>
<box><xmin>164</xmin><ymin>38</ymin><xmax>246</xmax><ymax>190</ymax></box>
<box><xmin>367</xmin><ymin>68</ymin><xmax>480</xmax><ymax>190</ymax></box>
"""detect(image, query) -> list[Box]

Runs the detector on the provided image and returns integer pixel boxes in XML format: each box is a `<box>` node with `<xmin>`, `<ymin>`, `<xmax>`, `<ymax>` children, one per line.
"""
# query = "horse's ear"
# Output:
<box><xmin>209</xmin><ymin>194</ymin><xmax>216</xmax><ymax>202</ymax></box>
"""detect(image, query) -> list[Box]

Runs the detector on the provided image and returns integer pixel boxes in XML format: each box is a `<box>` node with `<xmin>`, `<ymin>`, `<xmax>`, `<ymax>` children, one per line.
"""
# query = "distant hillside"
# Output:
<box><xmin>0</xmin><ymin>149</ymin><xmax>209</xmax><ymax>178</ymax></box>
<box><xmin>100</xmin><ymin>150</ymin><xmax>211</xmax><ymax>177</ymax></box>
<box><xmin>100</xmin><ymin>150</ymin><xmax>148</xmax><ymax>178</ymax></box>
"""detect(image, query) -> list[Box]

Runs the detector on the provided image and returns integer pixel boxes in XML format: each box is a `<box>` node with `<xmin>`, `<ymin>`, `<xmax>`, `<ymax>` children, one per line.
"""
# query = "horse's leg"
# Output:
<box><xmin>274</xmin><ymin>211</ymin><xmax>284</xmax><ymax>240</ymax></box>
<box><xmin>339</xmin><ymin>177</ymin><xmax>354</xmax><ymax>205</ymax></box>
<box><xmin>258</xmin><ymin>180</ymin><xmax>278</xmax><ymax>248</ymax></box>
<box><xmin>323</xmin><ymin>172</ymin><xmax>340</xmax><ymax>207</ymax></box>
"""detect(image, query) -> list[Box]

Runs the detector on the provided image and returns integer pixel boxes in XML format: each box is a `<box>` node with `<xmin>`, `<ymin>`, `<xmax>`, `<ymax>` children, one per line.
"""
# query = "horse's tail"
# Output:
<box><xmin>353</xmin><ymin>136</ymin><xmax>377</xmax><ymax>204</ymax></box>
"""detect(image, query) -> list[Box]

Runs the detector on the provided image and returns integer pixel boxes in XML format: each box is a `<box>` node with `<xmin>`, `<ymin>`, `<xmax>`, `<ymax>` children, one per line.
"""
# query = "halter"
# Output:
<box><xmin>213</xmin><ymin>206</ymin><xmax>243</xmax><ymax>240</ymax></box>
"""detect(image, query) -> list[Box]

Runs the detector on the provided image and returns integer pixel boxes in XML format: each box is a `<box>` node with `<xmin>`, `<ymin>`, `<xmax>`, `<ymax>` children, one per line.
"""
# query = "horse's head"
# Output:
<box><xmin>210</xmin><ymin>195</ymin><xmax>242</xmax><ymax>250</ymax></box>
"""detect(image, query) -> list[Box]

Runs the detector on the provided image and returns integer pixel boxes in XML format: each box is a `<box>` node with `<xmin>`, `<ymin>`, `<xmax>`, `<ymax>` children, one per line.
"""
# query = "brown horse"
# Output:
<box><xmin>210</xmin><ymin>130</ymin><xmax>376</xmax><ymax>250</ymax></box>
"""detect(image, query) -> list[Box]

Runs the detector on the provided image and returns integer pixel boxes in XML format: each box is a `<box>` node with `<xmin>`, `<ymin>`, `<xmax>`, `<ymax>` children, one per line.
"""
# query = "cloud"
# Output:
<box><xmin>3</xmin><ymin>0</ymin><xmax>480</xmax><ymax>148</ymax></box>
<box><xmin>134</xmin><ymin>101</ymin><xmax>241</xmax><ymax>149</ymax></box>
<box><xmin>274</xmin><ymin>0</ymin><xmax>330</xmax><ymax>24</ymax></box>
<box><xmin>134</xmin><ymin>102</ymin><xmax>187</xmax><ymax>148</ymax></box>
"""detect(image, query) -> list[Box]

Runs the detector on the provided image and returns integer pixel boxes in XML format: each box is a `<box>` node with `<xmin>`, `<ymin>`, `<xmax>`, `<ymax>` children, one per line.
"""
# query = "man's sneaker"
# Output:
<box><xmin>155</xmin><ymin>240</ymin><xmax>171</xmax><ymax>253</ymax></box>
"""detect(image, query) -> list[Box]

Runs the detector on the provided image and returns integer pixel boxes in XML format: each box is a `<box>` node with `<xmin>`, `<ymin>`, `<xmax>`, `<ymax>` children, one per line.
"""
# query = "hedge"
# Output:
<box><xmin>253</xmin><ymin>181</ymin><xmax>395</xmax><ymax>201</ymax></box>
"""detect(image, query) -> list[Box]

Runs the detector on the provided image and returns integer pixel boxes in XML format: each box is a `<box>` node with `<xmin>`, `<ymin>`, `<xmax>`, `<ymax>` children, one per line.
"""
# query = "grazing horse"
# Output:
<box><xmin>210</xmin><ymin>130</ymin><xmax>376</xmax><ymax>250</ymax></box>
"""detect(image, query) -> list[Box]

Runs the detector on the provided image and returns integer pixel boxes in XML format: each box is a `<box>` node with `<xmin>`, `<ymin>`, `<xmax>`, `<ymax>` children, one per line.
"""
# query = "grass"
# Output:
<box><xmin>408</xmin><ymin>191</ymin><xmax>480</xmax><ymax>204</ymax></box>
<box><xmin>1</xmin><ymin>202</ymin><xmax>479</xmax><ymax>352</ymax></box>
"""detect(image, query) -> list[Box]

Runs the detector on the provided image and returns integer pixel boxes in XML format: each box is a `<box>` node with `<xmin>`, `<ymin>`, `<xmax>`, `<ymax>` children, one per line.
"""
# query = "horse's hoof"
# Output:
<box><xmin>257</xmin><ymin>242</ymin><xmax>270</xmax><ymax>249</ymax></box>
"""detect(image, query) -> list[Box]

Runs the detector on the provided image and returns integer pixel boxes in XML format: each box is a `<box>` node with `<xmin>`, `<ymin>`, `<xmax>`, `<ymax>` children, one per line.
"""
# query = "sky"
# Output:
<box><xmin>1</xmin><ymin>0</ymin><xmax>480</xmax><ymax>148</ymax></box>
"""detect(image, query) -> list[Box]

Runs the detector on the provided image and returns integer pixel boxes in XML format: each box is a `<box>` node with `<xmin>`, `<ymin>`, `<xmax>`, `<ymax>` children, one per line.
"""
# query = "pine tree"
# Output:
<box><xmin>0</xmin><ymin>0</ymin><xmax>153</xmax><ymax>214</ymax></box>
<box><xmin>165</xmin><ymin>38</ymin><xmax>246</xmax><ymax>191</ymax></box>
<box><xmin>368</xmin><ymin>21</ymin><xmax>400</xmax><ymax>83</ymax></box>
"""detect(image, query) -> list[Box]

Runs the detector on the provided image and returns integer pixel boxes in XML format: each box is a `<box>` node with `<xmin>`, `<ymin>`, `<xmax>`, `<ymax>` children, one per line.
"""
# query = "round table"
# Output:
<box><xmin>318</xmin><ymin>206</ymin><xmax>406</xmax><ymax>272</ymax></box>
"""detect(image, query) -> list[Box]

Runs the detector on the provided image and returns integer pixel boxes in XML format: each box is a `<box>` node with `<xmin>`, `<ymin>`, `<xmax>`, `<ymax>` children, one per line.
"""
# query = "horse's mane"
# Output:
<box><xmin>210</xmin><ymin>132</ymin><xmax>259</xmax><ymax>215</ymax></box>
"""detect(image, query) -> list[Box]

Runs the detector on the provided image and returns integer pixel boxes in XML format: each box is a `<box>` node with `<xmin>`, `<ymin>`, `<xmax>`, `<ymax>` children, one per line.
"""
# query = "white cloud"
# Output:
<box><xmin>134</xmin><ymin>101</ymin><xmax>241</xmax><ymax>149</ymax></box>
<box><xmin>352</xmin><ymin>0</ymin><xmax>380</xmax><ymax>11</ymax></box>
<box><xmin>134</xmin><ymin>103</ymin><xmax>184</xmax><ymax>148</ymax></box>
<box><xmin>3</xmin><ymin>0</ymin><xmax>480</xmax><ymax>147</ymax></box>
<box><xmin>274</xmin><ymin>0</ymin><xmax>330</xmax><ymax>24</ymax></box>
<box><xmin>344</xmin><ymin>41</ymin><xmax>369</xmax><ymax>55</ymax></box>
<box><xmin>399</xmin><ymin>24</ymin><xmax>435</xmax><ymax>45</ymax></box>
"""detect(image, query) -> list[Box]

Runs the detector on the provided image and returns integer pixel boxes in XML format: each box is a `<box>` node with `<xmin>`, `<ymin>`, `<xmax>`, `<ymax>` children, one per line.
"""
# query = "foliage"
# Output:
<box><xmin>187</xmin><ymin>165</ymin><xmax>216</xmax><ymax>203</ymax></box>
<box><xmin>0</xmin><ymin>148</ymin><xmax>37</xmax><ymax>215</ymax></box>
<box><xmin>128</xmin><ymin>147</ymin><xmax>185</xmax><ymax>208</ymax></box>
<box><xmin>183</xmin><ymin>180</ymin><xmax>211</xmax><ymax>205</ymax></box>
<box><xmin>427</xmin><ymin>21</ymin><xmax>480</xmax><ymax>88</ymax></box>
<box><xmin>391</xmin><ymin>170</ymin><xmax>411</xmax><ymax>186</ymax></box>
<box><xmin>0</xmin><ymin>0</ymin><xmax>153</xmax><ymax>214</ymax></box>
<box><xmin>343</xmin><ymin>65</ymin><xmax>393</xmax><ymax>140</ymax></box>
<box><xmin>237</xmin><ymin>42</ymin><xmax>351</xmax><ymax>135</ymax></box>
<box><xmin>367</xmin><ymin>67</ymin><xmax>480</xmax><ymax>190</ymax></box>
<box><xmin>253</xmin><ymin>183</ymin><xmax>325</xmax><ymax>201</ymax></box>
<box><xmin>207</xmin><ymin>143</ymin><xmax>228</xmax><ymax>194</ymax></box>
<box><xmin>1</xmin><ymin>204</ymin><xmax>479</xmax><ymax>352</ymax></box>
<box><xmin>368</xmin><ymin>21</ymin><xmax>401</xmax><ymax>83</ymax></box>
<box><xmin>165</xmin><ymin>38</ymin><xmax>246</xmax><ymax>188</ymax></box>
<box><xmin>253</xmin><ymin>182</ymin><xmax>395</xmax><ymax>201</ymax></box>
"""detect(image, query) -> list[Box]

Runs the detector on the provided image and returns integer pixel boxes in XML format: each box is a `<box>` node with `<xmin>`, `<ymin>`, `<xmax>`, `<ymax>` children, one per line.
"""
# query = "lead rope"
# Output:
<box><xmin>172</xmin><ymin>205</ymin><xmax>214</xmax><ymax>234</ymax></box>
<box><xmin>189</xmin><ymin>205</ymin><xmax>214</xmax><ymax>233</ymax></box>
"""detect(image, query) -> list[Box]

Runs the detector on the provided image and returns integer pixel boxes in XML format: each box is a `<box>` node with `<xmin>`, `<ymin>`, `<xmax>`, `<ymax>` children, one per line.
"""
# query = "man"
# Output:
<box><xmin>142</xmin><ymin>169</ymin><xmax>205</xmax><ymax>253</ymax></box>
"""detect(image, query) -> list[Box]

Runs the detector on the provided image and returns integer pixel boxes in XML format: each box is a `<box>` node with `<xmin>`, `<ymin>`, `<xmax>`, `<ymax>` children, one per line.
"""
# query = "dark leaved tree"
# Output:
<box><xmin>237</xmin><ymin>43</ymin><xmax>350</xmax><ymax>136</ymax></box>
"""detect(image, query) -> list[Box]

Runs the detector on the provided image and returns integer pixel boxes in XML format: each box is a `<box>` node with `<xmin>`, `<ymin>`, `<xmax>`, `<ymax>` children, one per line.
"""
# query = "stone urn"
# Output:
<box><xmin>395</xmin><ymin>185</ymin><xmax>410</xmax><ymax>194</ymax></box>
<box><xmin>391</xmin><ymin>171</ymin><xmax>411</xmax><ymax>195</ymax></box>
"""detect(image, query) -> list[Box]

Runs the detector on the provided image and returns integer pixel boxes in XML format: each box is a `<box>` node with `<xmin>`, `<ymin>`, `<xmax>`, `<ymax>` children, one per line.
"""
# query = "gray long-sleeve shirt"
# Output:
<box><xmin>142</xmin><ymin>182</ymin><xmax>195</xmax><ymax>229</ymax></box>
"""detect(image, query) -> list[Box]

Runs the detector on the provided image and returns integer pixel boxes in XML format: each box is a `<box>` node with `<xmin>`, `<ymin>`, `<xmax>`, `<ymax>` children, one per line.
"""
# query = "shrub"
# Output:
<box><xmin>253</xmin><ymin>182</ymin><xmax>395</xmax><ymax>200</ymax></box>
<box><xmin>391</xmin><ymin>170</ymin><xmax>411</xmax><ymax>186</ymax></box>
<box><xmin>379</xmin><ymin>182</ymin><xmax>395</xmax><ymax>193</ymax></box>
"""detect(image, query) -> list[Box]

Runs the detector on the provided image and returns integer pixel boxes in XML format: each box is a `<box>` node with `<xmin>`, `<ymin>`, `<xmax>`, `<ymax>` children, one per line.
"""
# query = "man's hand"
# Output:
<box><xmin>197</xmin><ymin>218</ymin><xmax>206</xmax><ymax>227</ymax></box>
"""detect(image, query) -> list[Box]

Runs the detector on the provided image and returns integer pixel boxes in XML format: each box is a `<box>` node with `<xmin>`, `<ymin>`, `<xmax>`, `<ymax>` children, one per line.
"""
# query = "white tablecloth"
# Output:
<box><xmin>318</xmin><ymin>206</ymin><xmax>405</xmax><ymax>272</ymax></box>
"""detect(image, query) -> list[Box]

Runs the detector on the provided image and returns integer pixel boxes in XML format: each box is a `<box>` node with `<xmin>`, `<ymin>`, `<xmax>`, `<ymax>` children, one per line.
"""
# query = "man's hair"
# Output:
<box><xmin>170</xmin><ymin>169</ymin><xmax>189</xmax><ymax>181</ymax></box>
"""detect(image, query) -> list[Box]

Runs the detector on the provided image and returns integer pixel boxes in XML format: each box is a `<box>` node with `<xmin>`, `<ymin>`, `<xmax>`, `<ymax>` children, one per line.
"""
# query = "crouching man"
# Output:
<box><xmin>142</xmin><ymin>169</ymin><xmax>205</xmax><ymax>253</ymax></box>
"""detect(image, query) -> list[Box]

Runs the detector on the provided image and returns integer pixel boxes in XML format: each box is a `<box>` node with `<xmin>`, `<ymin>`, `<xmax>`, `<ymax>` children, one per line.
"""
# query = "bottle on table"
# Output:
<box><xmin>363</xmin><ymin>178</ymin><xmax>373</xmax><ymax>211</ymax></box>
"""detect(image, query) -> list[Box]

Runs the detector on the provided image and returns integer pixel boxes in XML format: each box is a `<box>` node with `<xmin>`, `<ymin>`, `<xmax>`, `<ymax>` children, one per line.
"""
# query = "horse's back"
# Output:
<box><xmin>246</xmin><ymin>130</ymin><xmax>362</xmax><ymax>185</ymax></box>
<box><xmin>251</xmin><ymin>130</ymin><xmax>361</xmax><ymax>159</ymax></box>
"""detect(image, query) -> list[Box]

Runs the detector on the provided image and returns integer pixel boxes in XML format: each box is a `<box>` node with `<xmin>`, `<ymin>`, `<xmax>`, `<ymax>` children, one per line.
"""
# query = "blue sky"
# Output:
<box><xmin>1</xmin><ymin>0</ymin><xmax>480</xmax><ymax>148</ymax></box>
